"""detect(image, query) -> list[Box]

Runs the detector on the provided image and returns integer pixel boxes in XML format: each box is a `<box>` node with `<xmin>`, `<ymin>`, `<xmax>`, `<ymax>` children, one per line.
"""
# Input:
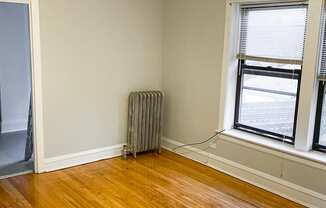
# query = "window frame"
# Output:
<box><xmin>312</xmin><ymin>0</ymin><xmax>326</xmax><ymax>153</ymax></box>
<box><xmin>234</xmin><ymin>59</ymin><xmax>302</xmax><ymax>144</ymax></box>
<box><xmin>219</xmin><ymin>0</ymin><xmax>323</xmax><ymax>153</ymax></box>
<box><xmin>313</xmin><ymin>81</ymin><xmax>326</xmax><ymax>152</ymax></box>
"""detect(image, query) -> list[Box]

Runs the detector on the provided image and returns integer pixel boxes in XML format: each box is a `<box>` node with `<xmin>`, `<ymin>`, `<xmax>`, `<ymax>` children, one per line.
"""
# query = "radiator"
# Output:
<box><xmin>127</xmin><ymin>91</ymin><xmax>163</xmax><ymax>157</ymax></box>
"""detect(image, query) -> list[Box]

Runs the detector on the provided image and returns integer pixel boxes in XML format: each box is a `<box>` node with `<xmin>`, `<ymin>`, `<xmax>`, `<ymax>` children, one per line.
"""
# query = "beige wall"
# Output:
<box><xmin>163</xmin><ymin>0</ymin><xmax>225</xmax><ymax>142</ymax></box>
<box><xmin>39</xmin><ymin>0</ymin><xmax>163</xmax><ymax>158</ymax></box>
<box><xmin>162</xmin><ymin>0</ymin><xmax>326</xmax><ymax>196</ymax></box>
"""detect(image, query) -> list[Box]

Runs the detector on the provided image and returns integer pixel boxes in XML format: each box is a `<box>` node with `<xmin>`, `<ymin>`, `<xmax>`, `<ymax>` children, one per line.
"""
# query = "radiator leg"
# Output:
<box><xmin>157</xmin><ymin>147</ymin><xmax>161</xmax><ymax>154</ymax></box>
<box><xmin>133</xmin><ymin>151</ymin><xmax>137</xmax><ymax>158</ymax></box>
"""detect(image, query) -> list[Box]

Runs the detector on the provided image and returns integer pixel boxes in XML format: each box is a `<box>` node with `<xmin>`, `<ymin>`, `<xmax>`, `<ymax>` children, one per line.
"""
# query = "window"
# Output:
<box><xmin>314</xmin><ymin>3</ymin><xmax>326</xmax><ymax>152</ymax></box>
<box><xmin>234</xmin><ymin>3</ymin><xmax>308</xmax><ymax>143</ymax></box>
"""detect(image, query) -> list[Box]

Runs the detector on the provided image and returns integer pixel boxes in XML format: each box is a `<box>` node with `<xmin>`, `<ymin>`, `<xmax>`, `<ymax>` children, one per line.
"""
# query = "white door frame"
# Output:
<box><xmin>1</xmin><ymin>0</ymin><xmax>44</xmax><ymax>173</ymax></box>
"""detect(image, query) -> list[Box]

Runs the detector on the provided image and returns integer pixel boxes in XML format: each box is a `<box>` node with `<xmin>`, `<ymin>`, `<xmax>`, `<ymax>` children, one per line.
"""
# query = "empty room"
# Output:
<box><xmin>1</xmin><ymin>0</ymin><xmax>326</xmax><ymax>207</ymax></box>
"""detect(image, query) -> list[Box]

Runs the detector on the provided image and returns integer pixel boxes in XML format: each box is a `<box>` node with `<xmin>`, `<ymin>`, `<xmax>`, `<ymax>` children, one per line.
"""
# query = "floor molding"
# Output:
<box><xmin>162</xmin><ymin>138</ymin><xmax>326</xmax><ymax>208</ymax></box>
<box><xmin>41</xmin><ymin>144</ymin><xmax>124</xmax><ymax>172</ymax></box>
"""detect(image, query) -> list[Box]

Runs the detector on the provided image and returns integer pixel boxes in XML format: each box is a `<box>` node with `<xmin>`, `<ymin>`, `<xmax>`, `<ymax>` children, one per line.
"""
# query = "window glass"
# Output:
<box><xmin>318</xmin><ymin>87</ymin><xmax>326</xmax><ymax>146</ymax></box>
<box><xmin>239</xmin><ymin>72</ymin><xmax>298</xmax><ymax>137</ymax></box>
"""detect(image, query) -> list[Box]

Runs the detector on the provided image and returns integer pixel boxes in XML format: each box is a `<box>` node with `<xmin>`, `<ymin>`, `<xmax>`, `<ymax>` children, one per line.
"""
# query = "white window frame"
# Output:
<box><xmin>218</xmin><ymin>0</ymin><xmax>324</xmax><ymax>153</ymax></box>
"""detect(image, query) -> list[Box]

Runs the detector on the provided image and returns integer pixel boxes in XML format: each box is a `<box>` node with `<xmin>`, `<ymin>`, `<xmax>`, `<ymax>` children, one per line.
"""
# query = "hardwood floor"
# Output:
<box><xmin>0</xmin><ymin>150</ymin><xmax>304</xmax><ymax>208</ymax></box>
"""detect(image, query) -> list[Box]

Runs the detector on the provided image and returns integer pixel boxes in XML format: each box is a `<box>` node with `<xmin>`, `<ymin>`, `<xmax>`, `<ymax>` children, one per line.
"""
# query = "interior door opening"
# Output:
<box><xmin>0</xmin><ymin>2</ymin><xmax>34</xmax><ymax>179</ymax></box>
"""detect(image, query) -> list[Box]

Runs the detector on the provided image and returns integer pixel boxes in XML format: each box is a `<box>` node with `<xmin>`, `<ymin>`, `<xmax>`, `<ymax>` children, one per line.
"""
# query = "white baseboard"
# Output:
<box><xmin>41</xmin><ymin>144</ymin><xmax>124</xmax><ymax>172</ymax></box>
<box><xmin>162</xmin><ymin>138</ymin><xmax>326</xmax><ymax>208</ymax></box>
<box><xmin>1</xmin><ymin>119</ymin><xmax>27</xmax><ymax>133</ymax></box>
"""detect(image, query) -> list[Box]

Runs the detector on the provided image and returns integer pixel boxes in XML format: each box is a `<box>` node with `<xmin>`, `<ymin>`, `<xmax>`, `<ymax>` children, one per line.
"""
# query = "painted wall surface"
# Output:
<box><xmin>39</xmin><ymin>0</ymin><xmax>163</xmax><ymax>158</ymax></box>
<box><xmin>163</xmin><ymin>0</ymin><xmax>224</xmax><ymax>143</ymax></box>
<box><xmin>162</xmin><ymin>0</ymin><xmax>326</xmax><ymax>196</ymax></box>
<box><xmin>0</xmin><ymin>3</ymin><xmax>31</xmax><ymax>133</ymax></box>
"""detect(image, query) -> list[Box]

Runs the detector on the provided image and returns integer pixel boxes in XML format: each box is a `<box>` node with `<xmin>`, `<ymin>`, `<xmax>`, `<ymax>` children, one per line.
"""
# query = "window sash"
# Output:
<box><xmin>313</xmin><ymin>81</ymin><xmax>326</xmax><ymax>152</ymax></box>
<box><xmin>240</xmin><ymin>1</ymin><xmax>308</xmax><ymax>9</ymax></box>
<box><xmin>234</xmin><ymin>61</ymin><xmax>301</xmax><ymax>142</ymax></box>
<box><xmin>237</xmin><ymin>54</ymin><xmax>303</xmax><ymax>65</ymax></box>
<box><xmin>234</xmin><ymin>2</ymin><xmax>308</xmax><ymax>142</ymax></box>
<box><xmin>313</xmin><ymin>1</ymin><xmax>326</xmax><ymax>152</ymax></box>
<box><xmin>242</xmin><ymin>66</ymin><xmax>300</xmax><ymax>79</ymax></box>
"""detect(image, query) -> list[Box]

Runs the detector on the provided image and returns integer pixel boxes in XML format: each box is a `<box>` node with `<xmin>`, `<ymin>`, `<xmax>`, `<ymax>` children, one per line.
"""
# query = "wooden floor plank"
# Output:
<box><xmin>0</xmin><ymin>150</ymin><xmax>304</xmax><ymax>208</ymax></box>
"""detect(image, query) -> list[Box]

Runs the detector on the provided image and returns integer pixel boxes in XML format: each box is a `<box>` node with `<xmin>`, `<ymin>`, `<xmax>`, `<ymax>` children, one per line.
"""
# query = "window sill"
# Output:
<box><xmin>217</xmin><ymin>129</ymin><xmax>326</xmax><ymax>169</ymax></box>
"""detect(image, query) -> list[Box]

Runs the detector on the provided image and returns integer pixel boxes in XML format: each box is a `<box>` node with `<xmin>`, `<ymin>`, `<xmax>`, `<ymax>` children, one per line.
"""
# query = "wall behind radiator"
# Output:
<box><xmin>0</xmin><ymin>3</ymin><xmax>31</xmax><ymax>133</ymax></box>
<box><xmin>39</xmin><ymin>0</ymin><xmax>163</xmax><ymax>158</ymax></box>
<box><xmin>163</xmin><ymin>0</ymin><xmax>224</xmax><ymax>141</ymax></box>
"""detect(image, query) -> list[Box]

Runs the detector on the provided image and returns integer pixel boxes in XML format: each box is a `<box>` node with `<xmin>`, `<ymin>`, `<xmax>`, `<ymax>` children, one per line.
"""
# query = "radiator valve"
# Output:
<box><xmin>122</xmin><ymin>145</ymin><xmax>129</xmax><ymax>160</ymax></box>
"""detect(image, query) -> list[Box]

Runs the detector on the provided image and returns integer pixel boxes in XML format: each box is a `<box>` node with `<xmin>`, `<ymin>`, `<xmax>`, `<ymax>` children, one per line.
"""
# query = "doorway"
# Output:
<box><xmin>0</xmin><ymin>2</ymin><xmax>34</xmax><ymax>178</ymax></box>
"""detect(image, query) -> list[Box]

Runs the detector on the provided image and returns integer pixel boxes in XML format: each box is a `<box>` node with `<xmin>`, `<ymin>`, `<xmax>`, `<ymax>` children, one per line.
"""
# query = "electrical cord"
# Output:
<box><xmin>280</xmin><ymin>135</ymin><xmax>286</xmax><ymax>178</ymax></box>
<box><xmin>172</xmin><ymin>129</ymin><xmax>225</xmax><ymax>151</ymax></box>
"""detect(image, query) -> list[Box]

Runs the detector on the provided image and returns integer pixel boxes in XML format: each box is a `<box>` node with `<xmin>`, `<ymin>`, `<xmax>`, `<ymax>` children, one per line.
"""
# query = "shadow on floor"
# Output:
<box><xmin>0</xmin><ymin>131</ymin><xmax>33</xmax><ymax>178</ymax></box>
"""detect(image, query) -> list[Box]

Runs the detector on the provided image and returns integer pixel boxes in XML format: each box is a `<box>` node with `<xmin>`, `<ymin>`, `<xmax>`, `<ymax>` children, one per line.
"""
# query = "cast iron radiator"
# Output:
<box><xmin>127</xmin><ymin>91</ymin><xmax>163</xmax><ymax>157</ymax></box>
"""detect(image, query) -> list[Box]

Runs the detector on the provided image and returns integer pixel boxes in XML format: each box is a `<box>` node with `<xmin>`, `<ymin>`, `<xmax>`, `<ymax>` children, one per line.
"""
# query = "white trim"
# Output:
<box><xmin>40</xmin><ymin>144</ymin><xmax>124</xmax><ymax>173</ymax></box>
<box><xmin>295</xmin><ymin>0</ymin><xmax>323</xmax><ymax>151</ymax></box>
<box><xmin>28</xmin><ymin>0</ymin><xmax>44</xmax><ymax>173</ymax></box>
<box><xmin>162</xmin><ymin>138</ymin><xmax>326</xmax><ymax>208</ymax></box>
<box><xmin>218</xmin><ymin>1</ymin><xmax>240</xmax><ymax>131</ymax></box>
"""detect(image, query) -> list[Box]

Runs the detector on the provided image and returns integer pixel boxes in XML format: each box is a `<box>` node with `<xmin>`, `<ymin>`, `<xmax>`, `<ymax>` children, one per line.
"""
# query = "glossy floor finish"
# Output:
<box><xmin>0</xmin><ymin>150</ymin><xmax>303</xmax><ymax>208</ymax></box>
